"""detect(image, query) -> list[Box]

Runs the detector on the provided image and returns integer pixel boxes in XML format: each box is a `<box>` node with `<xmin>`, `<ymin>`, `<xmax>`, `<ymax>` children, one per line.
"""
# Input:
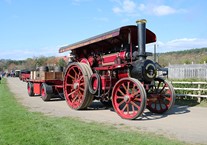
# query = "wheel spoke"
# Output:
<box><xmin>131</xmin><ymin>91</ymin><xmax>139</xmax><ymax>97</ymax></box>
<box><xmin>126</xmin><ymin>104</ymin><xmax>129</xmax><ymax>114</ymax></box>
<box><xmin>117</xmin><ymin>88</ymin><xmax>125</xmax><ymax>96</ymax></box>
<box><xmin>121</xmin><ymin>104</ymin><xmax>127</xmax><ymax>112</ymax></box>
<box><xmin>79</xmin><ymin>82</ymin><xmax>84</xmax><ymax>86</ymax></box>
<box><xmin>159</xmin><ymin>100</ymin><xmax>163</xmax><ymax>110</ymax></box>
<box><xmin>130</xmin><ymin>101</ymin><xmax>140</xmax><ymax>110</ymax></box>
<box><xmin>121</xmin><ymin>83</ymin><xmax>127</xmax><ymax>93</ymax></box>
<box><xmin>134</xmin><ymin>97</ymin><xmax>141</xmax><ymax>102</ymax></box>
<box><xmin>117</xmin><ymin>95</ymin><xmax>124</xmax><ymax>99</ymax></box>
<box><xmin>67</xmin><ymin>74</ymin><xmax>75</xmax><ymax>80</ymax></box>
<box><xmin>79</xmin><ymin>87</ymin><xmax>84</xmax><ymax>92</ymax></box>
<box><xmin>132</xmin><ymin>84</ymin><xmax>136</xmax><ymax>94</ymax></box>
<box><xmin>160</xmin><ymin>84</ymin><xmax>167</xmax><ymax>93</ymax></box>
<box><xmin>72</xmin><ymin>95</ymin><xmax>79</xmax><ymax>103</ymax></box>
<box><xmin>127</xmin><ymin>81</ymin><xmax>130</xmax><ymax>94</ymax></box>
<box><xmin>165</xmin><ymin>97</ymin><xmax>172</xmax><ymax>102</ymax></box>
<box><xmin>67</xmin><ymin>90</ymin><xmax>77</xmax><ymax>97</ymax></box>
<box><xmin>118</xmin><ymin>99</ymin><xmax>125</xmax><ymax>106</ymax></box>
<box><xmin>66</xmin><ymin>84</ymin><xmax>73</xmax><ymax>87</ymax></box>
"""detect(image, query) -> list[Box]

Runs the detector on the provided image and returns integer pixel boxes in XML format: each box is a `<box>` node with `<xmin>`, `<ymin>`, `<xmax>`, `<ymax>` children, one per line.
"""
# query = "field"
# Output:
<box><xmin>0</xmin><ymin>78</ymin><xmax>186</xmax><ymax>145</ymax></box>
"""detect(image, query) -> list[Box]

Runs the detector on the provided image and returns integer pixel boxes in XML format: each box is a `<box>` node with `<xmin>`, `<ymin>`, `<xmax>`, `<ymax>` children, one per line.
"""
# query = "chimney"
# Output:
<box><xmin>136</xmin><ymin>19</ymin><xmax>147</xmax><ymax>60</ymax></box>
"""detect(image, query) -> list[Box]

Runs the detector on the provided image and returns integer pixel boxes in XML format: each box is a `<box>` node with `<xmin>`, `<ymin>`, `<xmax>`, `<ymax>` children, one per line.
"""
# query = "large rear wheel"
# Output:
<box><xmin>112</xmin><ymin>78</ymin><xmax>147</xmax><ymax>120</ymax></box>
<box><xmin>63</xmin><ymin>62</ymin><xmax>93</xmax><ymax>110</ymax></box>
<box><xmin>147</xmin><ymin>78</ymin><xmax>175</xmax><ymax>114</ymax></box>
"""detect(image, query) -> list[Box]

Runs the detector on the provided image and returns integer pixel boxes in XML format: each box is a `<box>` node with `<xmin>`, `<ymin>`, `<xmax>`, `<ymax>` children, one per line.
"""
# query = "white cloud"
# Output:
<box><xmin>0</xmin><ymin>46</ymin><xmax>62</xmax><ymax>60</ymax></box>
<box><xmin>112</xmin><ymin>0</ymin><xmax>187</xmax><ymax>16</ymax></box>
<box><xmin>112</xmin><ymin>0</ymin><xmax>137</xmax><ymax>15</ymax></box>
<box><xmin>152</xmin><ymin>5</ymin><xmax>176</xmax><ymax>16</ymax></box>
<box><xmin>155</xmin><ymin>38</ymin><xmax>207</xmax><ymax>52</ymax></box>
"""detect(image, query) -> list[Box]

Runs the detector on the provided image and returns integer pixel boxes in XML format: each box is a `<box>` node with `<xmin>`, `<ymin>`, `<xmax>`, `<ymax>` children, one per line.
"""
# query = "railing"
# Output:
<box><xmin>171</xmin><ymin>81</ymin><xmax>207</xmax><ymax>102</ymax></box>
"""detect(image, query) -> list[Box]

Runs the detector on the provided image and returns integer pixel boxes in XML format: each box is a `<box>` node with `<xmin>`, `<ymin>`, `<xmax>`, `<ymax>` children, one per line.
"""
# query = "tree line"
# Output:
<box><xmin>0</xmin><ymin>56</ymin><xmax>67</xmax><ymax>72</ymax></box>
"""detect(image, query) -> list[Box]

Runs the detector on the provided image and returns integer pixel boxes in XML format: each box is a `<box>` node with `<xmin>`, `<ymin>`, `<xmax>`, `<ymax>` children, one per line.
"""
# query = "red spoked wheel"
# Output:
<box><xmin>27</xmin><ymin>82</ymin><xmax>34</xmax><ymax>96</ymax></box>
<box><xmin>112</xmin><ymin>78</ymin><xmax>147</xmax><ymax>120</ymax></box>
<box><xmin>64</xmin><ymin>62</ymin><xmax>92</xmax><ymax>110</ymax></box>
<box><xmin>41</xmin><ymin>83</ymin><xmax>53</xmax><ymax>101</ymax></box>
<box><xmin>147</xmin><ymin>77</ymin><xmax>175</xmax><ymax>114</ymax></box>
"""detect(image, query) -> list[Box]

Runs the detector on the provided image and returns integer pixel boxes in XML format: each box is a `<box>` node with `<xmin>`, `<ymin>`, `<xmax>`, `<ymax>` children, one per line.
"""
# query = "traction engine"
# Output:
<box><xmin>59</xmin><ymin>19</ymin><xmax>175</xmax><ymax>120</ymax></box>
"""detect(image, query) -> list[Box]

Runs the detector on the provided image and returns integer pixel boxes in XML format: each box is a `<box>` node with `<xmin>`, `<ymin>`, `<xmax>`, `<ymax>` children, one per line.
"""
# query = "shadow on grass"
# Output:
<box><xmin>175</xmin><ymin>98</ymin><xmax>200</xmax><ymax>107</ymax></box>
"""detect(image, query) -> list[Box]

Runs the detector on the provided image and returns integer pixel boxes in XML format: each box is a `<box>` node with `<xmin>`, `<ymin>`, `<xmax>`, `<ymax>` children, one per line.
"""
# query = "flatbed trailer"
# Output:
<box><xmin>27</xmin><ymin>70</ymin><xmax>64</xmax><ymax>101</ymax></box>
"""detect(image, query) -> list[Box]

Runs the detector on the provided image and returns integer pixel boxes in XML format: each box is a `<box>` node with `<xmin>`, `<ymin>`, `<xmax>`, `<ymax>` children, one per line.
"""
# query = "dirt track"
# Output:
<box><xmin>7</xmin><ymin>77</ymin><xmax>207</xmax><ymax>144</ymax></box>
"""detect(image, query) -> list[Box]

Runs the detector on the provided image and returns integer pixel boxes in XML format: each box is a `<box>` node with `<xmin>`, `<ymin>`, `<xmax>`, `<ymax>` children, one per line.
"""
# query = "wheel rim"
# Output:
<box><xmin>112</xmin><ymin>78</ymin><xmax>146</xmax><ymax>120</ymax></box>
<box><xmin>147</xmin><ymin>78</ymin><xmax>175</xmax><ymax>114</ymax></box>
<box><xmin>64</xmin><ymin>63</ymin><xmax>88</xmax><ymax>109</ymax></box>
<box><xmin>27</xmin><ymin>84</ymin><xmax>31</xmax><ymax>94</ymax></box>
<box><xmin>41</xmin><ymin>86</ymin><xmax>46</xmax><ymax>97</ymax></box>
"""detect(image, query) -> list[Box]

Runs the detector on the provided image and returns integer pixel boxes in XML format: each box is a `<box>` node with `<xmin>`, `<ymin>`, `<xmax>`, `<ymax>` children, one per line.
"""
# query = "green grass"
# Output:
<box><xmin>0</xmin><ymin>78</ymin><xmax>186</xmax><ymax>145</ymax></box>
<box><xmin>175</xmin><ymin>97</ymin><xmax>207</xmax><ymax>107</ymax></box>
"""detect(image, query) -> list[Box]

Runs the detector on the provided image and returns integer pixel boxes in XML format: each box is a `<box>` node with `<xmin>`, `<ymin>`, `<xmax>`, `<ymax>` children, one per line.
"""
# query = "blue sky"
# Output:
<box><xmin>1</xmin><ymin>0</ymin><xmax>207</xmax><ymax>60</ymax></box>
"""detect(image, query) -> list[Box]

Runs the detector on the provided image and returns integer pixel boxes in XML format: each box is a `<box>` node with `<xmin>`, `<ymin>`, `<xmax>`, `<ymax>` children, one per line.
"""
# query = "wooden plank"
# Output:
<box><xmin>174</xmin><ymin>88</ymin><xmax>207</xmax><ymax>91</ymax></box>
<box><xmin>176</xmin><ymin>94</ymin><xmax>207</xmax><ymax>98</ymax></box>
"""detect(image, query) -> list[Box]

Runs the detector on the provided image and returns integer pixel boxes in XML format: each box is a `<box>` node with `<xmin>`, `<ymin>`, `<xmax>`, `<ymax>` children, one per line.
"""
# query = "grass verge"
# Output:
<box><xmin>0</xmin><ymin>78</ymin><xmax>186</xmax><ymax>145</ymax></box>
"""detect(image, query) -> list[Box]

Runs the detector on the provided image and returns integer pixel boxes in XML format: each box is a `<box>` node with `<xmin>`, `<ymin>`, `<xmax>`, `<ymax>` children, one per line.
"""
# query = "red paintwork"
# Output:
<box><xmin>80</xmin><ymin>58</ymin><xmax>90</xmax><ymax>65</ymax></box>
<box><xmin>21</xmin><ymin>73</ymin><xmax>30</xmax><ymax>81</ymax></box>
<box><xmin>118</xmin><ymin>72</ymin><xmax>130</xmax><ymax>79</ymax></box>
<box><xmin>102</xmin><ymin>53</ymin><xmax>118</xmax><ymax>66</ymax></box>
<box><xmin>29</xmin><ymin>79</ymin><xmax>63</xmax><ymax>96</ymax></box>
<box><xmin>101</xmin><ymin>75</ymin><xmax>110</xmax><ymax>90</ymax></box>
<box><xmin>119</xmin><ymin>51</ymin><xmax>126</xmax><ymax>60</ymax></box>
<box><xmin>33</xmin><ymin>83</ymin><xmax>41</xmax><ymax>95</ymax></box>
<box><xmin>90</xmin><ymin>74</ymin><xmax>98</xmax><ymax>90</ymax></box>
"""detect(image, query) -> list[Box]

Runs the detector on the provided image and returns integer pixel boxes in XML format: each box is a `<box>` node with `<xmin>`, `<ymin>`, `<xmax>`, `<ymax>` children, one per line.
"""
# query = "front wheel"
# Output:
<box><xmin>147</xmin><ymin>78</ymin><xmax>175</xmax><ymax>114</ymax></box>
<box><xmin>112</xmin><ymin>78</ymin><xmax>147</xmax><ymax>120</ymax></box>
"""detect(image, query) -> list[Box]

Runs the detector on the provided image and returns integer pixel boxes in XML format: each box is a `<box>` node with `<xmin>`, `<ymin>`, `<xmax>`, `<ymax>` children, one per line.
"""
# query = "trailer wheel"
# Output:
<box><xmin>63</xmin><ymin>62</ymin><xmax>92</xmax><ymax>110</ymax></box>
<box><xmin>27</xmin><ymin>82</ymin><xmax>34</xmax><ymax>96</ymax></box>
<box><xmin>147</xmin><ymin>78</ymin><xmax>175</xmax><ymax>114</ymax></box>
<box><xmin>112</xmin><ymin>78</ymin><xmax>147</xmax><ymax>120</ymax></box>
<box><xmin>41</xmin><ymin>83</ymin><xmax>53</xmax><ymax>101</ymax></box>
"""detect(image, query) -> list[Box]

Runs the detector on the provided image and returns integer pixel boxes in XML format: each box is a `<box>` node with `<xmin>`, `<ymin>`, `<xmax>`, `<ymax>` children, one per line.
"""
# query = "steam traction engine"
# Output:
<box><xmin>59</xmin><ymin>19</ymin><xmax>175</xmax><ymax>120</ymax></box>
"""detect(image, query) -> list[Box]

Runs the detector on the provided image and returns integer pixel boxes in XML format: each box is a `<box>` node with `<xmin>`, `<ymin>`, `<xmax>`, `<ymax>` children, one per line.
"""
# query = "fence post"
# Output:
<box><xmin>197</xmin><ymin>84</ymin><xmax>201</xmax><ymax>103</ymax></box>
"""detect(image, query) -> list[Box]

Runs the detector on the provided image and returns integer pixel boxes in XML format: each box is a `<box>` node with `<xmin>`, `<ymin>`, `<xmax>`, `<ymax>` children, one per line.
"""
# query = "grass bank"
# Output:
<box><xmin>0</xmin><ymin>78</ymin><xmax>185</xmax><ymax>145</ymax></box>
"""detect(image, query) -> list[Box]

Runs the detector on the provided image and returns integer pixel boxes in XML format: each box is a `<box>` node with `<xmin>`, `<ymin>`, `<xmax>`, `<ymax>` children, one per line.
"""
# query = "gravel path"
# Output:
<box><xmin>7</xmin><ymin>77</ymin><xmax>207</xmax><ymax>144</ymax></box>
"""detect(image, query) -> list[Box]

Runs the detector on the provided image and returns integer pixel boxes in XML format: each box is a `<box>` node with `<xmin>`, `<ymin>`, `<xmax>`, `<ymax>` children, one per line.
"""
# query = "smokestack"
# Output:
<box><xmin>136</xmin><ymin>19</ymin><xmax>147</xmax><ymax>60</ymax></box>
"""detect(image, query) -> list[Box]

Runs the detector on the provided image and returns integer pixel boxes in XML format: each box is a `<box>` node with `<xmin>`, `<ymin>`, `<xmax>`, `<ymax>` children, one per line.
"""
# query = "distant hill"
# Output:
<box><xmin>157</xmin><ymin>47</ymin><xmax>207</xmax><ymax>67</ymax></box>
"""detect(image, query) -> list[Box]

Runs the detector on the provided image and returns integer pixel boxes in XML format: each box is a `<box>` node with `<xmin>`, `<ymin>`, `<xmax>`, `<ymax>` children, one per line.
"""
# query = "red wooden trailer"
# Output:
<box><xmin>27</xmin><ymin>68</ymin><xmax>64</xmax><ymax>101</ymax></box>
<box><xmin>19</xmin><ymin>70</ymin><xmax>30</xmax><ymax>82</ymax></box>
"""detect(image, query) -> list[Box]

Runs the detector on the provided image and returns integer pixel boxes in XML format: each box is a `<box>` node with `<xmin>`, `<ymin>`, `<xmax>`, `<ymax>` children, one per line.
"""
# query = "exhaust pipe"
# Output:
<box><xmin>136</xmin><ymin>19</ymin><xmax>147</xmax><ymax>60</ymax></box>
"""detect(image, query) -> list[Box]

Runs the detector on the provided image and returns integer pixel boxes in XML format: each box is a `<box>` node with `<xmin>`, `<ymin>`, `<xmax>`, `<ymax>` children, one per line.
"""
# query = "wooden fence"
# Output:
<box><xmin>168</xmin><ymin>64</ymin><xmax>207</xmax><ymax>80</ymax></box>
<box><xmin>171</xmin><ymin>81</ymin><xmax>207</xmax><ymax>102</ymax></box>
